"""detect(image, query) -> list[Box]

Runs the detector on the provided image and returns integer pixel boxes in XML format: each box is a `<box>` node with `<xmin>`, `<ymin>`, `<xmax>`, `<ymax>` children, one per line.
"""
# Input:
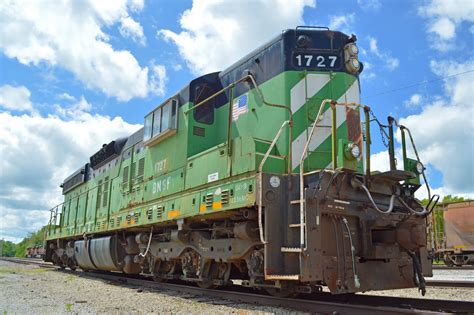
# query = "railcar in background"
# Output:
<box><xmin>44</xmin><ymin>26</ymin><xmax>438</xmax><ymax>296</ymax></box>
<box><xmin>25</xmin><ymin>246</ymin><xmax>45</xmax><ymax>258</ymax></box>
<box><xmin>432</xmin><ymin>201</ymin><xmax>474</xmax><ymax>266</ymax></box>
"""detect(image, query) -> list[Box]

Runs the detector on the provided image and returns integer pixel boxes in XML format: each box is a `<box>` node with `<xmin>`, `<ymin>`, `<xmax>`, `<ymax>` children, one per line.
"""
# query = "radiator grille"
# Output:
<box><xmin>205</xmin><ymin>193</ymin><xmax>213</xmax><ymax>207</ymax></box>
<box><xmin>221</xmin><ymin>189</ymin><xmax>229</xmax><ymax>205</ymax></box>
<box><xmin>137</xmin><ymin>158</ymin><xmax>145</xmax><ymax>183</ymax></box>
<box><xmin>156</xmin><ymin>206</ymin><xmax>164</xmax><ymax>220</ymax></box>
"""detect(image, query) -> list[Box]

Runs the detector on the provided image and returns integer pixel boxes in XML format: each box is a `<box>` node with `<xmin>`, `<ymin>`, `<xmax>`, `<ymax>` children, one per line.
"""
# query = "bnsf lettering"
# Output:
<box><xmin>152</xmin><ymin>177</ymin><xmax>171</xmax><ymax>194</ymax></box>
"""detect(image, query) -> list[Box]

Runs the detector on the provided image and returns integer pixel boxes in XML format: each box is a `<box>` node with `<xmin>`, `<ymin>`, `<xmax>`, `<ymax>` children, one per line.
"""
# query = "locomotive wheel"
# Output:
<box><xmin>152</xmin><ymin>260</ymin><xmax>174</xmax><ymax>282</ymax></box>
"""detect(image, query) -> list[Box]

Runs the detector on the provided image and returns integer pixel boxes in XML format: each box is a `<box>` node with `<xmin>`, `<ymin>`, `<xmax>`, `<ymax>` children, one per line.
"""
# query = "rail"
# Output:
<box><xmin>2</xmin><ymin>257</ymin><xmax>473</xmax><ymax>314</ymax></box>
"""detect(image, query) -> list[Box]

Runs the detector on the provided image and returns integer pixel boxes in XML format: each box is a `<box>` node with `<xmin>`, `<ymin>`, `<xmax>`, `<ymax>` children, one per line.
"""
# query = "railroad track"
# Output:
<box><xmin>1</xmin><ymin>257</ymin><xmax>473</xmax><ymax>314</ymax></box>
<box><xmin>433</xmin><ymin>265</ymin><xmax>474</xmax><ymax>270</ymax></box>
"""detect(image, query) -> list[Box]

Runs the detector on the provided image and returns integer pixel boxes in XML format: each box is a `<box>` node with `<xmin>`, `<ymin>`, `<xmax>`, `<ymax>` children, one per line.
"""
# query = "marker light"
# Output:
<box><xmin>416</xmin><ymin>162</ymin><xmax>424</xmax><ymax>174</ymax></box>
<box><xmin>350</xmin><ymin>143</ymin><xmax>361</xmax><ymax>159</ymax></box>
<box><xmin>345</xmin><ymin>43</ymin><xmax>359</xmax><ymax>55</ymax></box>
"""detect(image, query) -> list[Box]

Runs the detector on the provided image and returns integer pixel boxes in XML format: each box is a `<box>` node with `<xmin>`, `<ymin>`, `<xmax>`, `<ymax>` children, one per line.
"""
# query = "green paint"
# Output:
<box><xmin>46</xmin><ymin>68</ymin><xmax>360</xmax><ymax>240</ymax></box>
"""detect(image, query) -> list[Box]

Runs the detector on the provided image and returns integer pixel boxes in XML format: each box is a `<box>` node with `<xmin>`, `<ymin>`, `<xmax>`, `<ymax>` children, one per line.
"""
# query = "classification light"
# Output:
<box><xmin>416</xmin><ymin>161</ymin><xmax>424</xmax><ymax>174</ymax></box>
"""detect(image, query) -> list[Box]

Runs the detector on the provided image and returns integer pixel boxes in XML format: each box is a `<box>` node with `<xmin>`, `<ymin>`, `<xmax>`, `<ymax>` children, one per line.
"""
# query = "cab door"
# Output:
<box><xmin>186</xmin><ymin>79</ymin><xmax>230</xmax><ymax>189</ymax></box>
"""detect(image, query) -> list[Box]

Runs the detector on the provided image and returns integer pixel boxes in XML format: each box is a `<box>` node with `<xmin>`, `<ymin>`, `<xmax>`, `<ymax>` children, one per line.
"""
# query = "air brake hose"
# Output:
<box><xmin>138</xmin><ymin>227</ymin><xmax>153</xmax><ymax>258</ymax></box>
<box><xmin>342</xmin><ymin>217</ymin><xmax>361</xmax><ymax>289</ymax></box>
<box><xmin>407</xmin><ymin>250</ymin><xmax>427</xmax><ymax>296</ymax></box>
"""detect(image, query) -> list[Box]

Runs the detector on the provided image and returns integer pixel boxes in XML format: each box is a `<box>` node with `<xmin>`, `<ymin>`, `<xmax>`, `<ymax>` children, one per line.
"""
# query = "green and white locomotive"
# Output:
<box><xmin>45</xmin><ymin>27</ymin><xmax>437</xmax><ymax>296</ymax></box>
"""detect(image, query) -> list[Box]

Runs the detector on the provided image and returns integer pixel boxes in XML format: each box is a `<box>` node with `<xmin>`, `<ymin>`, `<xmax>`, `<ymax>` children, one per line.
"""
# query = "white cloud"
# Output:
<box><xmin>419</xmin><ymin>0</ymin><xmax>474</xmax><ymax>51</ymax></box>
<box><xmin>399</xmin><ymin>59</ymin><xmax>474</xmax><ymax>197</ymax></box>
<box><xmin>149</xmin><ymin>64</ymin><xmax>168</xmax><ymax>97</ymax></box>
<box><xmin>368</xmin><ymin>60</ymin><xmax>474</xmax><ymax>200</ymax></box>
<box><xmin>0</xmin><ymin>84</ymin><xmax>34</xmax><ymax>113</ymax></box>
<box><xmin>158</xmin><ymin>0</ymin><xmax>316</xmax><ymax>75</ymax></box>
<box><xmin>370</xmin><ymin>150</ymin><xmax>391</xmax><ymax>173</ymax></box>
<box><xmin>119</xmin><ymin>16</ymin><xmax>146</xmax><ymax>45</ymax></box>
<box><xmin>367</xmin><ymin>36</ymin><xmax>399</xmax><ymax>70</ymax></box>
<box><xmin>429</xmin><ymin>17</ymin><xmax>456</xmax><ymax>40</ymax></box>
<box><xmin>172</xmin><ymin>64</ymin><xmax>183</xmax><ymax>71</ymax></box>
<box><xmin>404</xmin><ymin>93</ymin><xmax>423</xmax><ymax>108</ymax></box>
<box><xmin>56</xmin><ymin>93</ymin><xmax>76</xmax><ymax>102</ymax></box>
<box><xmin>0</xmin><ymin>0</ymin><xmax>164</xmax><ymax>101</ymax></box>
<box><xmin>357</xmin><ymin>0</ymin><xmax>381</xmax><ymax>11</ymax></box>
<box><xmin>0</xmin><ymin>106</ymin><xmax>141</xmax><ymax>242</ymax></box>
<box><xmin>360</xmin><ymin>61</ymin><xmax>376</xmax><ymax>80</ymax></box>
<box><xmin>328</xmin><ymin>13</ymin><xmax>355</xmax><ymax>34</ymax></box>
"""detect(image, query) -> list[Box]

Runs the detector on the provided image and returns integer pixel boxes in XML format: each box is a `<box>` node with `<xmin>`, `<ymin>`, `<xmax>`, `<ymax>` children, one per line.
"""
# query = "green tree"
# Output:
<box><xmin>0</xmin><ymin>240</ymin><xmax>17</xmax><ymax>257</ymax></box>
<box><xmin>14</xmin><ymin>225</ymin><xmax>48</xmax><ymax>257</ymax></box>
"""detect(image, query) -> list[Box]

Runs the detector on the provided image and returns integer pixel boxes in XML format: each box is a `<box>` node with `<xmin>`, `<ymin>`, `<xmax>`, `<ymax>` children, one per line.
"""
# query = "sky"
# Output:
<box><xmin>0</xmin><ymin>0</ymin><xmax>473</xmax><ymax>243</ymax></box>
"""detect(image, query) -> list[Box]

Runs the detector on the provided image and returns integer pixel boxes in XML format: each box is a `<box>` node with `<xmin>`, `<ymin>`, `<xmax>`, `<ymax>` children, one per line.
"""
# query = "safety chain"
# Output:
<box><xmin>369</xmin><ymin>108</ymin><xmax>390</xmax><ymax>148</ymax></box>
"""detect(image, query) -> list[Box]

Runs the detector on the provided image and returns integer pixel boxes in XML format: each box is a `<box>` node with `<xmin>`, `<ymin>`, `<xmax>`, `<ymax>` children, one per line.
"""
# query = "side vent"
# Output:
<box><xmin>126</xmin><ymin>214</ymin><xmax>132</xmax><ymax>225</ymax></box>
<box><xmin>96</xmin><ymin>180</ymin><xmax>103</xmax><ymax>209</ymax></box>
<box><xmin>147</xmin><ymin>208</ymin><xmax>153</xmax><ymax>220</ymax></box>
<box><xmin>221</xmin><ymin>189</ymin><xmax>230</xmax><ymax>205</ymax></box>
<box><xmin>134</xmin><ymin>212</ymin><xmax>140</xmax><ymax>224</ymax></box>
<box><xmin>109</xmin><ymin>218</ymin><xmax>114</xmax><ymax>228</ymax></box>
<box><xmin>122</xmin><ymin>166</ymin><xmax>129</xmax><ymax>190</ymax></box>
<box><xmin>130</xmin><ymin>162</ymin><xmax>136</xmax><ymax>183</ymax></box>
<box><xmin>117</xmin><ymin>217</ymin><xmax>122</xmax><ymax>226</ymax></box>
<box><xmin>102</xmin><ymin>177</ymin><xmax>109</xmax><ymax>207</ymax></box>
<box><xmin>137</xmin><ymin>158</ymin><xmax>145</xmax><ymax>183</ymax></box>
<box><xmin>205</xmin><ymin>193</ymin><xmax>213</xmax><ymax>208</ymax></box>
<box><xmin>156</xmin><ymin>206</ymin><xmax>164</xmax><ymax>220</ymax></box>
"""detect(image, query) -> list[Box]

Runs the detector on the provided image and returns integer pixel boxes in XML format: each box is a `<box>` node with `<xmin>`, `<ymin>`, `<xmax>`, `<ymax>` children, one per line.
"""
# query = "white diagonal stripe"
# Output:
<box><xmin>290</xmin><ymin>73</ymin><xmax>331</xmax><ymax>114</ymax></box>
<box><xmin>291</xmin><ymin>79</ymin><xmax>360</xmax><ymax>170</ymax></box>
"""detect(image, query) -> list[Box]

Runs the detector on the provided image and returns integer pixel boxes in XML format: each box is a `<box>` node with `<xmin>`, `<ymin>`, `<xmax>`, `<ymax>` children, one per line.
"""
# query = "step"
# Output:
<box><xmin>281</xmin><ymin>247</ymin><xmax>302</xmax><ymax>253</ymax></box>
<box><xmin>266</xmin><ymin>274</ymin><xmax>300</xmax><ymax>280</ymax></box>
<box><xmin>289</xmin><ymin>223</ymin><xmax>302</xmax><ymax>228</ymax></box>
<box><xmin>290</xmin><ymin>199</ymin><xmax>304</xmax><ymax>205</ymax></box>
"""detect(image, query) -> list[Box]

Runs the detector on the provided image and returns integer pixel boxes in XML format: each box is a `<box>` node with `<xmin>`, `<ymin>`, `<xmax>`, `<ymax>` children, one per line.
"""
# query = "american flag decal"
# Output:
<box><xmin>232</xmin><ymin>94</ymin><xmax>248</xmax><ymax>121</ymax></box>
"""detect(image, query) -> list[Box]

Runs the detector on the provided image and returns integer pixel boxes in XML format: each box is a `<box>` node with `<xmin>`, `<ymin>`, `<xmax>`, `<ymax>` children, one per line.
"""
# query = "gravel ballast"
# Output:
<box><xmin>0</xmin><ymin>260</ymin><xmax>472</xmax><ymax>314</ymax></box>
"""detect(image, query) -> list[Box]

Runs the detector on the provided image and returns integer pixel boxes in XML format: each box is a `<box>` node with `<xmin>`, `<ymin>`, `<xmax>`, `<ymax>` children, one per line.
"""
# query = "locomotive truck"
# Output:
<box><xmin>44</xmin><ymin>27</ymin><xmax>437</xmax><ymax>296</ymax></box>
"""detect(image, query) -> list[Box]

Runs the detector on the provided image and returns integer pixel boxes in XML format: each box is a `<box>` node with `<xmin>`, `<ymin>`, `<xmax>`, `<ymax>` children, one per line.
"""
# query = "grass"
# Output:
<box><xmin>66</xmin><ymin>274</ymin><xmax>76</xmax><ymax>283</ymax></box>
<box><xmin>65</xmin><ymin>304</ymin><xmax>73</xmax><ymax>312</ymax></box>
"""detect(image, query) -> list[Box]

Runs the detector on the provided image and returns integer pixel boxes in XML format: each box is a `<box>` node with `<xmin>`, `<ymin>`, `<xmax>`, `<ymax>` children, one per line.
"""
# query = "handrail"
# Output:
<box><xmin>388</xmin><ymin>117</ymin><xmax>432</xmax><ymax>202</ymax></box>
<box><xmin>298</xmin><ymin>99</ymin><xmax>334</xmax><ymax>249</ymax></box>
<box><xmin>298</xmin><ymin>100</ymin><xmax>368</xmax><ymax>250</ymax></box>
<box><xmin>257</xmin><ymin>120</ymin><xmax>290</xmax><ymax>244</ymax></box>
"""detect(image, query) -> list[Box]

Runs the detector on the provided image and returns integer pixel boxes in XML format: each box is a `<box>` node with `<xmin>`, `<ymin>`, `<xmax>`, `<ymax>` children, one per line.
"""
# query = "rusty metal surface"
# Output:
<box><xmin>345</xmin><ymin>106</ymin><xmax>363</xmax><ymax>149</ymax></box>
<box><xmin>444</xmin><ymin>201</ymin><xmax>474</xmax><ymax>251</ymax></box>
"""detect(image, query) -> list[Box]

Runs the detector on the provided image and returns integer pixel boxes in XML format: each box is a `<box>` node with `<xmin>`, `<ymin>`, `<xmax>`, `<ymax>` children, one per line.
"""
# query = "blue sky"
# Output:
<box><xmin>1</xmin><ymin>0</ymin><xmax>473</xmax><ymax>242</ymax></box>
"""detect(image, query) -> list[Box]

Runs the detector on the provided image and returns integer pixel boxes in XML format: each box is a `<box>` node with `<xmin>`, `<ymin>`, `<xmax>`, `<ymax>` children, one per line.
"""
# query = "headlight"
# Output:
<box><xmin>351</xmin><ymin>58</ymin><xmax>360</xmax><ymax>69</ymax></box>
<box><xmin>350</xmin><ymin>143</ymin><xmax>361</xmax><ymax>158</ymax></box>
<box><xmin>345</xmin><ymin>43</ymin><xmax>359</xmax><ymax>56</ymax></box>
<box><xmin>416</xmin><ymin>162</ymin><xmax>424</xmax><ymax>174</ymax></box>
<box><xmin>345</xmin><ymin>57</ymin><xmax>360</xmax><ymax>73</ymax></box>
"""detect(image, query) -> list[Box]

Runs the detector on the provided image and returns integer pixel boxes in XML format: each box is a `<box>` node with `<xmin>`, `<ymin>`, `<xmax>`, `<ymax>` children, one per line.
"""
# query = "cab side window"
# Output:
<box><xmin>193</xmin><ymin>84</ymin><xmax>215</xmax><ymax>125</ymax></box>
<box><xmin>143</xmin><ymin>99</ymin><xmax>178</xmax><ymax>143</ymax></box>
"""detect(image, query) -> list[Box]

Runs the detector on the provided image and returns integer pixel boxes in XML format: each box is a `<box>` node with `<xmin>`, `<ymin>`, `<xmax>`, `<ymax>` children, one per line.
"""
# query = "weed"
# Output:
<box><xmin>65</xmin><ymin>304</ymin><xmax>73</xmax><ymax>312</ymax></box>
<box><xmin>66</xmin><ymin>274</ymin><xmax>76</xmax><ymax>283</ymax></box>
